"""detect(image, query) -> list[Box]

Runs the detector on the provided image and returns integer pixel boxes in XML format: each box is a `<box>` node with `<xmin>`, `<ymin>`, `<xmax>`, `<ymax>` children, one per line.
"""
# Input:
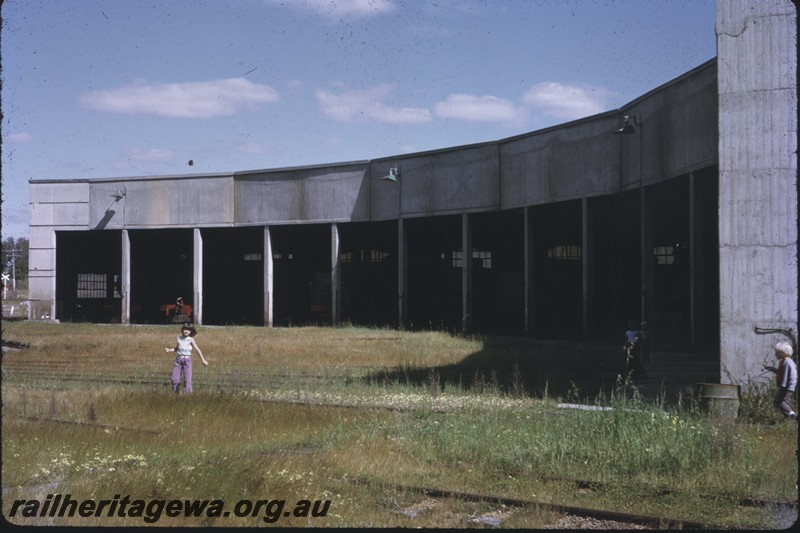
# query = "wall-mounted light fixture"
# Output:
<box><xmin>110</xmin><ymin>187</ymin><xmax>127</xmax><ymax>201</ymax></box>
<box><xmin>382</xmin><ymin>166</ymin><xmax>400</xmax><ymax>182</ymax></box>
<box><xmin>613</xmin><ymin>110</ymin><xmax>642</xmax><ymax>134</ymax></box>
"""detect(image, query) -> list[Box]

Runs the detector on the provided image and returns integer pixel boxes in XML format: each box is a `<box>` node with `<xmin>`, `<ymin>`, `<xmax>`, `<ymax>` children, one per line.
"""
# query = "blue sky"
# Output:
<box><xmin>1</xmin><ymin>0</ymin><xmax>717</xmax><ymax>240</ymax></box>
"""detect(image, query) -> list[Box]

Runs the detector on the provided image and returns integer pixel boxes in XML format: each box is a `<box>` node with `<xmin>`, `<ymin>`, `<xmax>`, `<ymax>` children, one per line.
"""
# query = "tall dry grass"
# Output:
<box><xmin>2</xmin><ymin>322</ymin><xmax>797</xmax><ymax>528</ymax></box>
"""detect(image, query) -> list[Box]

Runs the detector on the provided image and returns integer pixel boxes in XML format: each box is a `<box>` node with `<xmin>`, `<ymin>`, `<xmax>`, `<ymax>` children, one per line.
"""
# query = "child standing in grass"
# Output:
<box><xmin>623</xmin><ymin>319</ymin><xmax>646</xmax><ymax>378</ymax></box>
<box><xmin>164</xmin><ymin>323</ymin><xmax>208</xmax><ymax>394</ymax></box>
<box><xmin>764</xmin><ymin>341</ymin><xmax>797</xmax><ymax>420</ymax></box>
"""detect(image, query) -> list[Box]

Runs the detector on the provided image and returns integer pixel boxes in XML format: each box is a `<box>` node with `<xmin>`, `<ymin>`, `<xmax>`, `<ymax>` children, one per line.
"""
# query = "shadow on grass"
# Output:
<box><xmin>366</xmin><ymin>335</ymin><xmax>628</xmax><ymax>401</ymax></box>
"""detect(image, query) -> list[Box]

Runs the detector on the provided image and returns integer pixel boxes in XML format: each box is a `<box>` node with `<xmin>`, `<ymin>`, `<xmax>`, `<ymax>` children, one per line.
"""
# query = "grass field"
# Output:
<box><xmin>2</xmin><ymin>321</ymin><xmax>797</xmax><ymax>528</ymax></box>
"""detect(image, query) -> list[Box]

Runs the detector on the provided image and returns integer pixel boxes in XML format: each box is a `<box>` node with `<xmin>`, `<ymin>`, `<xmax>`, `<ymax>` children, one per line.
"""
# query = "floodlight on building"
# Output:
<box><xmin>613</xmin><ymin>111</ymin><xmax>641</xmax><ymax>134</ymax></box>
<box><xmin>111</xmin><ymin>187</ymin><xmax>127</xmax><ymax>201</ymax></box>
<box><xmin>382</xmin><ymin>166</ymin><xmax>400</xmax><ymax>182</ymax></box>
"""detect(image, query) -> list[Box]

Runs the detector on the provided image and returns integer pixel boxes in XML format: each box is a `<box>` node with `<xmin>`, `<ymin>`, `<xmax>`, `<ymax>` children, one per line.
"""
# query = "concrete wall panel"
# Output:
<box><xmin>235</xmin><ymin>164</ymin><xmax>369</xmax><ymax>223</ymax></box>
<box><xmin>720</xmin><ymin>245</ymin><xmax>798</xmax><ymax>381</ymax></box>
<box><xmin>500</xmin><ymin>115</ymin><xmax>620</xmax><ymax>207</ymax></box>
<box><xmin>549</xmin><ymin>119</ymin><xmax>621</xmax><ymax>199</ymax></box>
<box><xmin>30</xmin><ymin>181</ymin><xmax>89</xmax><ymax>203</ymax></box>
<box><xmin>398</xmin><ymin>144</ymin><xmax>499</xmax><ymax>216</ymax></box>
<box><xmin>498</xmin><ymin>133</ymin><xmax>552</xmax><ymax>207</ymax></box>
<box><xmin>53</xmin><ymin>203</ymin><xmax>90</xmax><ymax>226</ymax></box>
<box><xmin>368</xmin><ymin>162</ymin><xmax>401</xmax><ymax>220</ymax></box>
<box><xmin>717</xmin><ymin>0</ymin><xmax>798</xmax><ymax>384</ymax></box>
<box><xmin>28</xmin><ymin>275</ymin><xmax>54</xmax><ymax>296</ymax></box>
<box><xmin>30</xmin><ymin>203</ymin><xmax>54</xmax><ymax>227</ymax></box>
<box><xmin>106</xmin><ymin>176</ymin><xmax>234</xmax><ymax>227</ymax></box>
<box><xmin>28</xmin><ymin>248</ymin><xmax>56</xmax><ymax>272</ymax></box>
<box><xmin>717</xmin><ymin>0</ymin><xmax>796</xmax><ymax>93</ymax></box>
<box><xmin>28</xmin><ymin>226</ymin><xmax>56</xmax><ymax>249</ymax></box>
<box><xmin>634</xmin><ymin>66</ymin><xmax>718</xmax><ymax>185</ymax></box>
<box><xmin>27</xmin><ymin>274</ymin><xmax>55</xmax><ymax>319</ymax></box>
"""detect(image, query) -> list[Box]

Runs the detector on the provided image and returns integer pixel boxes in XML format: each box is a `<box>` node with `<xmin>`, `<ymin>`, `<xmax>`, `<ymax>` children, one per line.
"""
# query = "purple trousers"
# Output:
<box><xmin>171</xmin><ymin>356</ymin><xmax>193</xmax><ymax>394</ymax></box>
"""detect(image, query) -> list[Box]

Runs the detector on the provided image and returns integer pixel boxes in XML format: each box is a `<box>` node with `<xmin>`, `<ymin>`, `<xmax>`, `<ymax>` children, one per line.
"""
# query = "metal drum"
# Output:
<box><xmin>696</xmin><ymin>383</ymin><xmax>740</xmax><ymax>419</ymax></box>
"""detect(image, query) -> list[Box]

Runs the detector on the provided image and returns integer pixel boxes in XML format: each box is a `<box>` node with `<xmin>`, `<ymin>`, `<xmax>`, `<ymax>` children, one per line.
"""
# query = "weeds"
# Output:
<box><xmin>427</xmin><ymin>368</ymin><xmax>440</xmax><ymax>398</ymax></box>
<box><xmin>2</xmin><ymin>322</ymin><xmax>797</xmax><ymax>529</ymax></box>
<box><xmin>738</xmin><ymin>379</ymin><xmax>788</xmax><ymax>424</ymax></box>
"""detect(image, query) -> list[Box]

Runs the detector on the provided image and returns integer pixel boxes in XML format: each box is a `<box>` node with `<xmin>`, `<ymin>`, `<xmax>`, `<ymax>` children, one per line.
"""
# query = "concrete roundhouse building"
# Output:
<box><xmin>28</xmin><ymin>0</ymin><xmax>797</xmax><ymax>387</ymax></box>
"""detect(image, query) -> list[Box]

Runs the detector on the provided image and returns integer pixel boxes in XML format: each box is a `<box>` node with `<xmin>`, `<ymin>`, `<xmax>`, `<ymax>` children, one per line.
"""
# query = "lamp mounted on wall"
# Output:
<box><xmin>382</xmin><ymin>165</ymin><xmax>400</xmax><ymax>182</ymax></box>
<box><xmin>613</xmin><ymin>110</ymin><xmax>642</xmax><ymax>134</ymax></box>
<box><xmin>110</xmin><ymin>187</ymin><xmax>127</xmax><ymax>201</ymax></box>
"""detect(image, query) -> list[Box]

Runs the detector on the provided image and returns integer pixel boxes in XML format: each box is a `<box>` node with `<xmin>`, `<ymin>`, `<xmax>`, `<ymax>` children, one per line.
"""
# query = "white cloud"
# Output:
<box><xmin>80</xmin><ymin>78</ymin><xmax>280</xmax><ymax>119</ymax></box>
<box><xmin>434</xmin><ymin>94</ymin><xmax>526</xmax><ymax>126</ymax></box>
<box><xmin>266</xmin><ymin>0</ymin><xmax>396</xmax><ymax>19</ymax></box>
<box><xmin>8</xmin><ymin>132</ymin><xmax>33</xmax><ymax>142</ymax></box>
<box><xmin>522</xmin><ymin>82</ymin><xmax>612</xmax><ymax>121</ymax></box>
<box><xmin>316</xmin><ymin>84</ymin><xmax>431</xmax><ymax>124</ymax></box>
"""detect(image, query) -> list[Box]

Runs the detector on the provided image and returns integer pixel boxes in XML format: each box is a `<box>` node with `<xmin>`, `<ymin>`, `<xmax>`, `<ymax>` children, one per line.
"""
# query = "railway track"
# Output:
<box><xmin>5</xmin><ymin>358</ymin><xmax>797</xmax><ymax>528</ymax></box>
<box><xmin>353</xmin><ymin>478</ymin><xmax>721</xmax><ymax>529</ymax></box>
<box><xmin>0</xmin><ymin>365</ymin><xmax>345</xmax><ymax>391</ymax></box>
<box><xmin>353</xmin><ymin>478</ymin><xmax>798</xmax><ymax>529</ymax></box>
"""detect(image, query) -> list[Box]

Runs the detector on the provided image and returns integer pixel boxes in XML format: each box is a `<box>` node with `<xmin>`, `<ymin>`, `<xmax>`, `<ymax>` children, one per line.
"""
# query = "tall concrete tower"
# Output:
<box><xmin>717</xmin><ymin>0</ymin><xmax>798</xmax><ymax>383</ymax></box>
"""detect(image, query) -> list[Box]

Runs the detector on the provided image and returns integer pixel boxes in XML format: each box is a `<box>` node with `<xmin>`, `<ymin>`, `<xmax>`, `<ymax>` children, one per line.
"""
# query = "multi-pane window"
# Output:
<box><xmin>445</xmin><ymin>250</ymin><xmax>492</xmax><ymax>269</ymax></box>
<box><xmin>337</xmin><ymin>250</ymin><xmax>390</xmax><ymax>263</ymax></box>
<box><xmin>76</xmin><ymin>273</ymin><xmax>106</xmax><ymax>298</ymax></box>
<box><xmin>370</xmin><ymin>250</ymin><xmax>389</xmax><ymax>263</ymax></box>
<box><xmin>547</xmin><ymin>244</ymin><xmax>582</xmax><ymax>260</ymax></box>
<box><xmin>653</xmin><ymin>246</ymin><xmax>675</xmax><ymax>264</ymax></box>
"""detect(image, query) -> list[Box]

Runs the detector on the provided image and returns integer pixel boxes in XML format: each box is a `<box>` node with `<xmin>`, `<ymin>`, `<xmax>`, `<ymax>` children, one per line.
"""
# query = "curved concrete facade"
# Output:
<box><xmin>28</xmin><ymin>1</ymin><xmax>798</xmax><ymax>387</ymax></box>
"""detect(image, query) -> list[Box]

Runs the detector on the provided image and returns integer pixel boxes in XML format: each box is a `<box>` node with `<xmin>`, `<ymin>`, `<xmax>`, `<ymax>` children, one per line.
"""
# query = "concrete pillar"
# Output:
<box><xmin>398</xmin><ymin>218</ymin><xmax>408</xmax><ymax>328</ymax></box>
<box><xmin>524</xmin><ymin>206</ymin><xmax>535</xmax><ymax>336</ymax></box>
<box><xmin>717</xmin><ymin>0</ymin><xmax>798</xmax><ymax>383</ymax></box>
<box><xmin>193</xmin><ymin>228</ymin><xmax>203</xmax><ymax>325</ymax></box>
<box><xmin>264</xmin><ymin>226</ymin><xmax>273</xmax><ymax>327</ymax></box>
<box><xmin>581</xmin><ymin>198</ymin><xmax>594</xmax><ymax>337</ymax></box>
<box><xmin>121</xmin><ymin>229</ymin><xmax>131</xmax><ymax>324</ymax></box>
<box><xmin>331</xmin><ymin>223</ymin><xmax>341</xmax><ymax>325</ymax></box>
<box><xmin>462</xmin><ymin>213</ymin><xmax>473</xmax><ymax>333</ymax></box>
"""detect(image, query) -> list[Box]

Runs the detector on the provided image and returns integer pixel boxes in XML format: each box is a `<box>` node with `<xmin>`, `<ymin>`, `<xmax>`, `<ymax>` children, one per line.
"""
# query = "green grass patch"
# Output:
<box><xmin>2</xmin><ymin>322</ymin><xmax>797</xmax><ymax>528</ymax></box>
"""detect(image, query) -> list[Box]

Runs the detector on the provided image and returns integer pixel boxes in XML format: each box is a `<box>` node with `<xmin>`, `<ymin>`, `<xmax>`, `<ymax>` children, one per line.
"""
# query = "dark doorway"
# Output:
<box><xmin>471</xmin><ymin>210</ymin><xmax>525</xmax><ymax>335</ymax></box>
<box><xmin>339</xmin><ymin>221</ymin><xmax>398</xmax><ymax>327</ymax></box>
<box><xmin>129</xmin><ymin>229</ymin><xmax>193</xmax><ymax>324</ymax></box>
<box><xmin>531</xmin><ymin>200</ymin><xmax>584</xmax><ymax>340</ymax></box>
<box><xmin>55</xmin><ymin>230</ymin><xmax>122</xmax><ymax>322</ymax></box>
<box><xmin>406</xmin><ymin>215</ymin><xmax>462</xmax><ymax>332</ymax></box>
<box><xmin>649</xmin><ymin>177</ymin><xmax>690</xmax><ymax>346</ymax></box>
<box><xmin>270</xmin><ymin>224</ymin><xmax>331</xmax><ymax>326</ymax></box>
<box><xmin>202</xmin><ymin>226</ymin><xmax>264</xmax><ymax>325</ymax></box>
<box><xmin>691</xmin><ymin>167</ymin><xmax>720</xmax><ymax>353</ymax></box>
<box><xmin>591</xmin><ymin>190</ymin><xmax>641</xmax><ymax>342</ymax></box>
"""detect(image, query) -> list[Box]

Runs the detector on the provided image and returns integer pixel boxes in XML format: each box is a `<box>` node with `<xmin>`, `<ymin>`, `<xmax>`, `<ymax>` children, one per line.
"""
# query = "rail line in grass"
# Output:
<box><xmin>352</xmin><ymin>478</ymin><xmax>725</xmax><ymax>529</ymax></box>
<box><xmin>4</xmin><ymin>360</ymin><xmax>797</xmax><ymax>523</ymax></box>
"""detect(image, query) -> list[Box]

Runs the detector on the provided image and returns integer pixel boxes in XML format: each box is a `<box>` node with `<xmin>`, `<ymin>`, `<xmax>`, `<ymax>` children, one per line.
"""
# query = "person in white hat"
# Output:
<box><xmin>764</xmin><ymin>341</ymin><xmax>797</xmax><ymax>420</ymax></box>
